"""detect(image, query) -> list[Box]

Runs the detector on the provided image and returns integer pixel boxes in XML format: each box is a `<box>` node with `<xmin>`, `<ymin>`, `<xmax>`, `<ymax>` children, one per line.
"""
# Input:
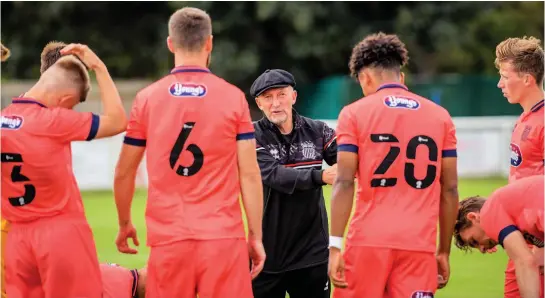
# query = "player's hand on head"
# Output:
<box><xmin>60</xmin><ymin>43</ymin><xmax>105</xmax><ymax>71</ymax></box>
<box><xmin>328</xmin><ymin>248</ymin><xmax>348</xmax><ymax>289</ymax></box>
<box><xmin>248</xmin><ymin>239</ymin><xmax>266</xmax><ymax>280</ymax></box>
<box><xmin>115</xmin><ymin>222</ymin><xmax>140</xmax><ymax>254</ymax></box>
<box><xmin>436</xmin><ymin>253</ymin><xmax>450</xmax><ymax>289</ymax></box>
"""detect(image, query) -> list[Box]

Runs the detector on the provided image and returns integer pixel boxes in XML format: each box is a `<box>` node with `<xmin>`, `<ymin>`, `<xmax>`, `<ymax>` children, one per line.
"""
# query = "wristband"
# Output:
<box><xmin>328</xmin><ymin>236</ymin><xmax>343</xmax><ymax>250</ymax></box>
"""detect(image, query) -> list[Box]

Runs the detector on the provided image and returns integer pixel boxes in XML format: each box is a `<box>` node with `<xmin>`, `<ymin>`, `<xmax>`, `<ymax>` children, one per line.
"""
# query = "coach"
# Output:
<box><xmin>250</xmin><ymin>69</ymin><xmax>337</xmax><ymax>298</ymax></box>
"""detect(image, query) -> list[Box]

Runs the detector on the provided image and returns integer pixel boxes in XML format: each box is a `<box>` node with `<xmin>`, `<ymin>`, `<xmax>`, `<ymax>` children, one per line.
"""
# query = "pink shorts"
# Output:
<box><xmin>333</xmin><ymin>245</ymin><xmax>437</xmax><ymax>298</ymax></box>
<box><xmin>146</xmin><ymin>238</ymin><xmax>252</xmax><ymax>298</ymax></box>
<box><xmin>505</xmin><ymin>256</ymin><xmax>544</xmax><ymax>298</ymax></box>
<box><xmin>5</xmin><ymin>213</ymin><xmax>102</xmax><ymax>298</ymax></box>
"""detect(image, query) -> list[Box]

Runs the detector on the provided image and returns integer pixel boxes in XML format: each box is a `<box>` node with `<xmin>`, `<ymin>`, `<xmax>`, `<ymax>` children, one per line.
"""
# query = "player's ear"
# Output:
<box><xmin>166</xmin><ymin>36</ymin><xmax>175</xmax><ymax>54</ymax></box>
<box><xmin>523</xmin><ymin>73</ymin><xmax>534</xmax><ymax>86</ymax></box>
<box><xmin>400</xmin><ymin>72</ymin><xmax>406</xmax><ymax>85</ymax></box>
<box><xmin>205</xmin><ymin>35</ymin><xmax>213</xmax><ymax>53</ymax></box>
<box><xmin>466</xmin><ymin>211</ymin><xmax>479</xmax><ymax>223</ymax></box>
<box><xmin>292</xmin><ymin>89</ymin><xmax>297</xmax><ymax>105</ymax></box>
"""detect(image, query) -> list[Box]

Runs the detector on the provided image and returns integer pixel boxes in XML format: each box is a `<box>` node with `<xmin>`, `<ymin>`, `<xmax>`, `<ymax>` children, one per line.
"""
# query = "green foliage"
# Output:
<box><xmin>1</xmin><ymin>1</ymin><xmax>543</xmax><ymax>96</ymax></box>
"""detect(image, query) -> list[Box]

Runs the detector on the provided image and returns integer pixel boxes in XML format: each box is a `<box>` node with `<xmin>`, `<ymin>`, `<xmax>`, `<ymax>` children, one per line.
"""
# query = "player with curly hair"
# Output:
<box><xmin>328</xmin><ymin>32</ymin><xmax>459</xmax><ymax>297</ymax></box>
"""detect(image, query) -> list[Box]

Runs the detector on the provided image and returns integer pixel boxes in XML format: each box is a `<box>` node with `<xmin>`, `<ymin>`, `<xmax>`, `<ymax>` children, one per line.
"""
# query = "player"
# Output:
<box><xmin>113</xmin><ymin>7</ymin><xmax>266</xmax><ymax>298</ymax></box>
<box><xmin>454</xmin><ymin>175</ymin><xmax>544</xmax><ymax>298</ymax></box>
<box><xmin>1</xmin><ymin>43</ymin><xmax>127</xmax><ymax>297</ymax></box>
<box><xmin>101</xmin><ymin>263</ymin><xmax>147</xmax><ymax>298</ymax></box>
<box><xmin>0</xmin><ymin>40</ymin><xmax>70</xmax><ymax>298</ymax></box>
<box><xmin>496</xmin><ymin>36</ymin><xmax>545</xmax><ymax>298</ymax></box>
<box><xmin>328</xmin><ymin>32</ymin><xmax>459</xmax><ymax>297</ymax></box>
<box><xmin>1</xmin><ymin>41</ymin><xmax>11</xmax><ymax>298</ymax></box>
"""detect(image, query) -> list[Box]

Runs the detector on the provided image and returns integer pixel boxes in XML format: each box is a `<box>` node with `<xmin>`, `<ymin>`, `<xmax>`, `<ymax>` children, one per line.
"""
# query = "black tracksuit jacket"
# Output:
<box><xmin>253</xmin><ymin>110</ymin><xmax>337</xmax><ymax>273</ymax></box>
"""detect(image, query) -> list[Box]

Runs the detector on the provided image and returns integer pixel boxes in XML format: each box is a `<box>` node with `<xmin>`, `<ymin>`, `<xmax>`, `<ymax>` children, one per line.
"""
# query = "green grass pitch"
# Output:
<box><xmin>83</xmin><ymin>178</ymin><xmax>508</xmax><ymax>298</ymax></box>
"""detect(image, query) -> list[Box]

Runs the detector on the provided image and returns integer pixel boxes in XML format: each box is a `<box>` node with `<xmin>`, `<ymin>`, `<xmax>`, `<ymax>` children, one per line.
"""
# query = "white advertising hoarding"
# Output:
<box><xmin>72</xmin><ymin>116</ymin><xmax>517</xmax><ymax>190</ymax></box>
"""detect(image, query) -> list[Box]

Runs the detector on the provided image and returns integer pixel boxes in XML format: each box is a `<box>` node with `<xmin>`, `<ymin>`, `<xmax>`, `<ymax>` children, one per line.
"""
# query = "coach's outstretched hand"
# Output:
<box><xmin>116</xmin><ymin>222</ymin><xmax>140</xmax><ymax>254</ymax></box>
<box><xmin>60</xmin><ymin>43</ymin><xmax>105</xmax><ymax>71</ymax></box>
<box><xmin>328</xmin><ymin>248</ymin><xmax>348</xmax><ymax>289</ymax></box>
<box><xmin>248</xmin><ymin>239</ymin><xmax>266</xmax><ymax>279</ymax></box>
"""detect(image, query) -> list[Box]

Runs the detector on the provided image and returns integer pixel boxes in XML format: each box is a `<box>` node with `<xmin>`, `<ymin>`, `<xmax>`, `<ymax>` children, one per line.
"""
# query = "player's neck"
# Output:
<box><xmin>519</xmin><ymin>86</ymin><xmax>545</xmax><ymax>112</ymax></box>
<box><xmin>23</xmin><ymin>86</ymin><xmax>52</xmax><ymax>107</ymax></box>
<box><xmin>173</xmin><ymin>51</ymin><xmax>209</xmax><ymax>69</ymax></box>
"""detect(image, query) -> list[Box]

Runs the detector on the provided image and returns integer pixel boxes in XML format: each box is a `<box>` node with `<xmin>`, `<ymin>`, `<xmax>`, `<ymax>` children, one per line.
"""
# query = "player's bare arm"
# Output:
<box><xmin>60</xmin><ymin>43</ymin><xmax>127</xmax><ymax>139</ymax></box>
<box><xmin>113</xmin><ymin>144</ymin><xmax>144</xmax><ymax>254</ymax></box>
<box><xmin>437</xmin><ymin>156</ymin><xmax>459</xmax><ymax>288</ymax></box>
<box><xmin>503</xmin><ymin>231</ymin><xmax>541</xmax><ymax>298</ymax></box>
<box><xmin>237</xmin><ymin>138</ymin><xmax>266</xmax><ymax>279</ymax></box>
<box><xmin>328</xmin><ymin>151</ymin><xmax>358</xmax><ymax>289</ymax></box>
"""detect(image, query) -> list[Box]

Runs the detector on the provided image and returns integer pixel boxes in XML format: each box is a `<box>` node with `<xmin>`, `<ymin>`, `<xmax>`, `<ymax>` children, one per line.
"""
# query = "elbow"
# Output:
<box><xmin>114</xmin><ymin>114</ymin><xmax>128</xmax><ymax>135</ymax></box>
<box><xmin>514</xmin><ymin>254</ymin><xmax>539</xmax><ymax>271</ymax></box>
<box><xmin>441</xmin><ymin>182</ymin><xmax>459</xmax><ymax>202</ymax></box>
<box><xmin>114</xmin><ymin>165</ymin><xmax>136</xmax><ymax>184</ymax></box>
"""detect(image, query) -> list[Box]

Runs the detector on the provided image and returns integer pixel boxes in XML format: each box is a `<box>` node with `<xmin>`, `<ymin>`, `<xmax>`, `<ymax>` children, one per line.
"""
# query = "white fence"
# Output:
<box><xmin>73</xmin><ymin>116</ymin><xmax>517</xmax><ymax>190</ymax></box>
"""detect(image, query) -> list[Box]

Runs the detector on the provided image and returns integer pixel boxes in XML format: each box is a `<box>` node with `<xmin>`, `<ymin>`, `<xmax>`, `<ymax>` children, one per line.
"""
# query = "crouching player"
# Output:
<box><xmin>101</xmin><ymin>263</ymin><xmax>147</xmax><ymax>298</ymax></box>
<box><xmin>454</xmin><ymin>175</ymin><xmax>544</xmax><ymax>298</ymax></box>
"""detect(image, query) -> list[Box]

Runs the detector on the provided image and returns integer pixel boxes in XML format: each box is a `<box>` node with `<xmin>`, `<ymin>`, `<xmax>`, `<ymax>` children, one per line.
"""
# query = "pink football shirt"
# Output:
<box><xmin>1</xmin><ymin>98</ymin><xmax>99</xmax><ymax>223</ymax></box>
<box><xmin>124</xmin><ymin>66</ymin><xmax>255</xmax><ymax>246</ymax></box>
<box><xmin>336</xmin><ymin>83</ymin><xmax>457</xmax><ymax>253</ymax></box>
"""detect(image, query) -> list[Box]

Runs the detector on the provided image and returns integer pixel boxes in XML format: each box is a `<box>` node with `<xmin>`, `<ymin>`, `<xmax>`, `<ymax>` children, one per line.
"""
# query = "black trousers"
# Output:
<box><xmin>252</xmin><ymin>263</ymin><xmax>330</xmax><ymax>298</ymax></box>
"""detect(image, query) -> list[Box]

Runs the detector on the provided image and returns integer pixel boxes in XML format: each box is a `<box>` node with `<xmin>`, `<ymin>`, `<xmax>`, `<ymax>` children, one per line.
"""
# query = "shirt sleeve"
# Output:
<box><xmin>442</xmin><ymin>115</ymin><xmax>457</xmax><ymax>158</ymax></box>
<box><xmin>480</xmin><ymin>193</ymin><xmax>518</xmax><ymax>247</ymax></box>
<box><xmin>236</xmin><ymin>92</ymin><xmax>255</xmax><ymax>141</ymax></box>
<box><xmin>256</xmin><ymin>139</ymin><xmax>324</xmax><ymax>194</ymax></box>
<box><xmin>48</xmin><ymin>108</ymin><xmax>99</xmax><ymax>142</ymax></box>
<box><xmin>123</xmin><ymin>93</ymin><xmax>147</xmax><ymax>147</ymax></box>
<box><xmin>322</xmin><ymin>122</ymin><xmax>337</xmax><ymax>166</ymax></box>
<box><xmin>336</xmin><ymin>106</ymin><xmax>358</xmax><ymax>153</ymax></box>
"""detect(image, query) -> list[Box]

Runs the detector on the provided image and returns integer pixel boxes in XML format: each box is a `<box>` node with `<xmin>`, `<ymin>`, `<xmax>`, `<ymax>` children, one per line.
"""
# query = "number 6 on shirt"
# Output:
<box><xmin>169</xmin><ymin>122</ymin><xmax>204</xmax><ymax>177</ymax></box>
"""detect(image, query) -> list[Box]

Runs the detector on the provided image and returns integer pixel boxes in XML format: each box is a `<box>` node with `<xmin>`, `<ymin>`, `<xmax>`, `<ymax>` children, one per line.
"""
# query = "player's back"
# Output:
<box><xmin>100</xmin><ymin>263</ymin><xmax>137</xmax><ymax>298</ymax></box>
<box><xmin>483</xmin><ymin>175</ymin><xmax>544</xmax><ymax>245</ymax></box>
<box><xmin>128</xmin><ymin>67</ymin><xmax>253</xmax><ymax>246</ymax></box>
<box><xmin>1</xmin><ymin>99</ymin><xmax>95</xmax><ymax>223</ymax></box>
<box><xmin>343</xmin><ymin>84</ymin><xmax>457</xmax><ymax>252</ymax></box>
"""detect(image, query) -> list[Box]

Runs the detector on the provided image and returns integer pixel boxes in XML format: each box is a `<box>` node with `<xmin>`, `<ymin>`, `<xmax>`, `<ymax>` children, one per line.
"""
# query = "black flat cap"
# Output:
<box><xmin>250</xmin><ymin>69</ymin><xmax>296</xmax><ymax>98</ymax></box>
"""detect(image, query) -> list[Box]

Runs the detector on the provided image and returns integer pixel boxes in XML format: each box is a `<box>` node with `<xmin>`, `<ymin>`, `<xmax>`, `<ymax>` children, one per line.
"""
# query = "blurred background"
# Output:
<box><xmin>2</xmin><ymin>1</ymin><xmax>543</xmax><ymax>183</ymax></box>
<box><xmin>2</xmin><ymin>2</ymin><xmax>543</xmax><ymax>117</ymax></box>
<box><xmin>1</xmin><ymin>3</ymin><xmax>543</xmax><ymax>297</ymax></box>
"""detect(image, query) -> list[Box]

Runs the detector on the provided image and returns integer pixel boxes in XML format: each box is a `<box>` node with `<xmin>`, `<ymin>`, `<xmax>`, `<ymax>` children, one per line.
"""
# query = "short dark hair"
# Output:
<box><xmin>453</xmin><ymin>196</ymin><xmax>487</xmax><ymax>252</ymax></box>
<box><xmin>349</xmin><ymin>32</ymin><xmax>409</xmax><ymax>78</ymax></box>
<box><xmin>53</xmin><ymin>56</ymin><xmax>91</xmax><ymax>103</ymax></box>
<box><xmin>168</xmin><ymin>7</ymin><xmax>212</xmax><ymax>52</ymax></box>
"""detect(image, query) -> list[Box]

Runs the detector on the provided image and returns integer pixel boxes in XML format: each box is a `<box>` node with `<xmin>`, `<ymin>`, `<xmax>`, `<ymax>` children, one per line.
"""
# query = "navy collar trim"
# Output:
<box><xmin>531</xmin><ymin>99</ymin><xmax>544</xmax><ymax>113</ymax></box>
<box><xmin>12</xmin><ymin>98</ymin><xmax>47</xmax><ymax>108</ymax></box>
<box><xmin>170</xmin><ymin>66</ymin><xmax>211</xmax><ymax>74</ymax></box>
<box><xmin>376</xmin><ymin>83</ymin><xmax>409</xmax><ymax>92</ymax></box>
